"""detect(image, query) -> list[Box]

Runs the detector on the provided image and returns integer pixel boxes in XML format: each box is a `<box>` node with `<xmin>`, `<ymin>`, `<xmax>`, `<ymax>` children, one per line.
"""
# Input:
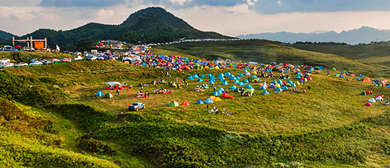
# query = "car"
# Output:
<box><xmin>128</xmin><ymin>102</ymin><xmax>145</xmax><ymax>111</ymax></box>
<box><xmin>14</xmin><ymin>62</ymin><xmax>28</xmax><ymax>67</ymax></box>
<box><xmin>74</xmin><ymin>56</ymin><xmax>83</xmax><ymax>61</ymax></box>
<box><xmin>29</xmin><ymin>62</ymin><xmax>43</xmax><ymax>66</ymax></box>
<box><xmin>0</xmin><ymin>58</ymin><xmax>10</xmax><ymax>63</ymax></box>
<box><xmin>50</xmin><ymin>58</ymin><xmax>60</xmax><ymax>62</ymax></box>
<box><xmin>60</xmin><ymin>58</ymin><xmax>72</xmax><ymax>62</ymax></box>
<box><xmin>96</xmin><ymin>56</ymin><xmax>105</xmax><ymax>60</ymax></box>
<box><xmin>85</xmin><ymin>56</ymin><xmax>97</xmax><ymax>61</ymax></box>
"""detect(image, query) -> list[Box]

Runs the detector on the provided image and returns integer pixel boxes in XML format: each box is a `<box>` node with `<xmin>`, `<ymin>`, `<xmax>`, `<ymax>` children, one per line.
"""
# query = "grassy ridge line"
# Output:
<box><xmin>0</xmin><ymin>51</ymin><xmax>73</xmax><ymax>63</ymax></box>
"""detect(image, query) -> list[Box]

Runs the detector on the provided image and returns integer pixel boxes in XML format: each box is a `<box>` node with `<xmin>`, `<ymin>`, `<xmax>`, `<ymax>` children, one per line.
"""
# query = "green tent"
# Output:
<box><xmin>168</xmin><ymin>101</ymin><xmax>179</xmax><ymax>107</ymax></box>
<box><xmin>332</xmin><ymin>67</ymin><xmax>336</xmax><ymax>70</ymax></box>
<box><xmin>194</xmin><ymin>64</ymin><xmax>203</xmax><ymax>70</ymax></box>
<box><xmin>248</xmin><ymin>77</ymin><xmax>258</xmax><ymax>83</ymax></box>
<box><xmin>105</xmin><ymin>93</ymin><xmax>113</xmax><ymax>98</ymax></box>
<box><xmin>138</xmin><ymin>83</ymin><xmax>143</xmax><ymax>87</ymax></box>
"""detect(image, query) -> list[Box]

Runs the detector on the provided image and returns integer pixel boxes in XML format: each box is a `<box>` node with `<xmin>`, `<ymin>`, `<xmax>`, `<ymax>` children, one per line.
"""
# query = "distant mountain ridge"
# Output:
<box><xmin>0</xmin><ymin>30</ymin><xmax>15</xmax><ymax>40</ymax></box>
<box><xmin>237</xmin><ymin>26</ymin><xmax>390</xmax><ymax>44</ymax></box>
<box><xmin>8</xmin><ymin>7</ymin><xmax>230</xmax><ymax>48</ymax></box>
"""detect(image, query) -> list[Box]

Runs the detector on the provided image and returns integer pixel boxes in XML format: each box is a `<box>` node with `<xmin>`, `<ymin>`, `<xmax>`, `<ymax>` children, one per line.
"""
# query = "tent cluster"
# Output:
<box><xmin>96</xmin><ymin>91</ymin><xmax>113</xmax><ymax>98</ymax></box>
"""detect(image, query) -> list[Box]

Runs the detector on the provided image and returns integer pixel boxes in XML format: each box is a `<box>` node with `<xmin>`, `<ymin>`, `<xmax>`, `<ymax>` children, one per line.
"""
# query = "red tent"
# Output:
<box><xmin>221</xmin><ymin>93</ymin><xmax>229</xmax><ymax>98</ymax></box>
<box><xmin>181</xmin><ymin>101</ymin><xmax>190</xmax><ymax>105</ymax></box>
<box><xmin>365</xmin><ymin>103</ymin><xmax>372</xmax><ymax>107</ymax></box>
<box><xmin>15</xmin><ymin>45</ymin><xmax>22</xmax><ymax>49</ymax></box>
<box><xmin>228</xmin><ymin>95</ymin><xmax>235</xmax><ymax>99</ymax></box>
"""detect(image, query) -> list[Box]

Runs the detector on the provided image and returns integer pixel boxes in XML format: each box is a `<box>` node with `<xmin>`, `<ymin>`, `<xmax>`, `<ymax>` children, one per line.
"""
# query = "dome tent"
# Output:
<box><xmin>181</xmin><ymin>101</ymin><xmax>190</xmax><ymax>105</ymax></box>
<box><xmin>96</xmin><ymin>91</ymin><xmax>104</xmax><ymax>97</ymax></box>
<box><xmin>196</xmin><ymin>100</ymin><xmax>204</xmax><ymax>104</ymax></box>
<box><xmin>205</xmin><ymin>98</ymin><xmax>214</xmax><ymax>104</ymax></box>
<box><xmin>230</xmin><ymin>85</ymin><xmax>237</xmax><ymax>89</ymax></box>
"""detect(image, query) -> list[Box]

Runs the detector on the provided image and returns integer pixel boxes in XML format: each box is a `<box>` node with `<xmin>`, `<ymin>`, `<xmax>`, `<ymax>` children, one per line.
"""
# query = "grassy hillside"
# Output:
<box><xmin>288</xmin><ymin>42</ymin><xmax>390</xmax><ymax>68</ymax></box>
<box><xmin>3</xmin><ymin>57</ymin><xmax>390</xmax><ymax>167</ymax></box>
<box><xmin>153</xmin><ymin>40</ymin><xmax>390</xmax><ymax>76</ymax></box>
<box><xmin>0</xmin><ymin>51</ymin><xmax>73</xmax><ymax>63</ymax></box>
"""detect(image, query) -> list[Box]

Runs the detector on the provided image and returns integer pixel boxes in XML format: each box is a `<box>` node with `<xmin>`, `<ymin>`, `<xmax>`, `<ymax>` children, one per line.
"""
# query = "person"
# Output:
<box><xmin>223</xmin><ymin>106</ymin><xmax>225</xmax><ymax>112</ymax></box>
<box><xmin>215</xmin><ymin>108</ymin><xmax>218</xmax><ymax>114</ymax></box>
<box><xmin>308</xmin><ymin>85</ymin><xmax>311</xmax><ymax>89</ymax></box>
<box><xmin>303</xmin><ymin>89</ymin><xmax>306</xmax><ymax>93</ymax></box>
<box><xmin>147</xmin><ymin>91</ymin><xmax>150</xmax><ymax>97</ymax></box>
<box><xmin>116</xmin><ymin>89</ymin><xmax>119</xmax><ymax>95</ymax></box>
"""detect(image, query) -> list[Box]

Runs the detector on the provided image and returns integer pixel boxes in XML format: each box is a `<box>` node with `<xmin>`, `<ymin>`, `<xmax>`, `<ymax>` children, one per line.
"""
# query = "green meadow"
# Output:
<box><xmin>2</xmin><ymin>40</ymin><xmax>390</xmax><ymax>167</ymax></box>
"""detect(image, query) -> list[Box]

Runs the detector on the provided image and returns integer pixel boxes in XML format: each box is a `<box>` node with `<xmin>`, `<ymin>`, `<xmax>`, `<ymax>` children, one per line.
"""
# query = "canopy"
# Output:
<box><xmin>105</xmin><ymin>81</ymin><xmax>121</xmax><ymax>87</ymax></box>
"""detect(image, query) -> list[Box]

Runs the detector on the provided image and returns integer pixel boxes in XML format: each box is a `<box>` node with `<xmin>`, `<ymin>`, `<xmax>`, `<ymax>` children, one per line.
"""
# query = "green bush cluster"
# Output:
<box><xmin>77</xmin><ymin>137</ymin><xmax>117</xmax><ymax>155</ymax></box>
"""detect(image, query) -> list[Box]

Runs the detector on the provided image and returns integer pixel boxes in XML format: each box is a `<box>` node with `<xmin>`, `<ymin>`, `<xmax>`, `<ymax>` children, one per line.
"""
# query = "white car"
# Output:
<box><xmin>0</xmin><ymin>62</ymin><xmax>14</xmax><ymax>67</ymax></box>
<box><xmin>15</xmin><ymin>62</ymin><xmax>28</xmax><ymax>67</ymax></box>
<box><xmin>29</xmin><ymin>62</ymin><xmax>43</xmax><ymax>66</ymax></box>
<box><xmin>74</xmin><ymin>56</ymin><xmax>83</xmax><ymax>61</ymax></box>
<box><xmin>96</xmin><ymin>56</ymin><xmax>105</xmax><ymax>60</ymax></box>
<box><xmin>85</xmin><ymin>56</ymin><xmax>97</xmax><ymax>61</ymax></box>
<box><xmin>0</xmin><ymin>58</ymin><xmax>10</xmax><ymax>63</ymax></box>
<box><xmin>30</xmin><ymin>59</ymin><xmax>39</xmax><ymax>63</ymax></box>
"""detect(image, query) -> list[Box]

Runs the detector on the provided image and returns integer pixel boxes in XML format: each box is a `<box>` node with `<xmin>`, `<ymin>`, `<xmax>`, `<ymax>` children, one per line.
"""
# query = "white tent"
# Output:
<box><xmin>105</xmin><ymin>81</ymin><xmax>122</xmax><ymax>87</ymax></box>
<box><xmin>375</xmin><ymin>96</ymin><xmax>384</xmax><ymax>101</ymax></box>
<box><xmin>368</xmin><ymin>98</ymin><xmax>376</xmax><ymax>103</ymax></box>
<box><xmin>245</xmin><ymin>72</ymin><xmax>251</xmax><ymax>76</ymax></box>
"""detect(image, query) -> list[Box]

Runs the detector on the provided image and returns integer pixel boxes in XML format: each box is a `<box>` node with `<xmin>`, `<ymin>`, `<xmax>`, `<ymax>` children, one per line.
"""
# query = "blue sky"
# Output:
<box><xmin>1</xmin><ymin>0</ymin><xmax>390</xmax><ymax>37</ymax></box>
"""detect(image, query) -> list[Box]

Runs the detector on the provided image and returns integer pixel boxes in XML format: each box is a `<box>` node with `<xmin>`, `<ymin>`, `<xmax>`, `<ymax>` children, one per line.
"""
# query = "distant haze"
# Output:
<box><xmin>237</xmin><ymin>27</ymin><xmax>390</xmax><ymax>44</ymax></box>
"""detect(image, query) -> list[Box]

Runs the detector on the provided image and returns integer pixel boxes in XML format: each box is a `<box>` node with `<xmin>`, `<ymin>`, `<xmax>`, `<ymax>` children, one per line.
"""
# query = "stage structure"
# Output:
<box><xmin>12</xmin><ymin>36</ymin><xmax>47</xmax><ymax>50</ymax></box>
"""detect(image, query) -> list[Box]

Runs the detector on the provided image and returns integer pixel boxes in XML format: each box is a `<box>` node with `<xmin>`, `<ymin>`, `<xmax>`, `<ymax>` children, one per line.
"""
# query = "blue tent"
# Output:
<box><xmin>275</xmin><ymin>88</ymin><xmax>283</xmax><ymax>92</ymax></box>
<box><xmin>271</xmin><ymin>80</ymin><xmax>276</xmax><ymax>84</ymax></box>
<box><xmin>296</xmin><ymin>76</ymin><xmax>302</xmax><ymax>79</ymax></box>
<box><xmin>193</xmin><ymin>74</ymin><xmax>199</xmax><ymax>78</ymax></box>
<box><xmin>355</xmin><ymin>78</ymin><xmax>360</xmax><ymax>81</ymax></box>
<box><xmin>230</xmin><ymin>76</ymin><xmax>236</xmax><ymax>80</ymax></box>
<box><xmin>196</xmin><ymin>100</ymin><xmax>204</xmax><ymax>104</ymax></box>
<box><xmin>233</xmin><ymin>80</ymin><xmax>239</xmax><ymax>84</ymax></box>
<box><xmin>197</xmin><ymin>78</ymin><xmax>204</xmax><ymax>82</ymax></box>
<box><xmin>259</xmin><ymin>86</ymin><xmax>266</xmax><ymax>90</ymax></box>
<box><xmin>218</xmin><ymin>88</ymin><xmax>225</xmax><ymax>92</ymax></box>
<box><xmin>387</xmin><ymin>85</ymin><xmax>390</xmax><ymax>88</ymax></box>
<box><xmin>282</xmin><ymin>86</ymin><xmax>288</xmax><ymax>90</ymax></box>
<box><xmin>200</xmin><ymin>74</ymin><xmax>206</xmax><ymax>78</ymax></box>
<box><xmin>276</xmin><ymin>80</ymin><xmax>282</xmax><ymax>84</ymax></box>
<box><xmin>96</xmin><ymin>91</ymin><xmax>104</xmax><ymax>97</ymax></box>
<box><xmin>208</xmin><ymin>73</ymin><xmax>214</xmax><ymax>78</ymax></box>
<box><xmin>222</xmin><ymin>81</ymin><xmax>228</xmax><ymax>85</ymax></box>
<box><xmin>208</xmin><ymin>81</ymin><xmax>215</xmax><ymax>84</ymax></box>
<box><xmin>230</xmin><ymin>85</ymin><xmax>237</xmax><ymax>89</ymax></box>
<box><xmin>238</xmin><ymin>82</ymin><xmax>245</xmax><ymax>86</ymax></box>
<box><xmin>239</xmin><ymin>73</ymin><xmax>245</xmax><ymax>77</ymax></box>
<box><xmin>242</xmin><ymin>69</ymin><xmax>247</xmax><ymax>73</ymax></box>
<box><xmin>269</xmin><ymin>85</ymin><xmax>276</xmax><ymax>89</ymax></box>
<box><xmin>262</xmin><ymin>91</ymin><xmax>269</xmax><ymax>95</ymax></box>
<box><xmin>284</xmin><ymin>69</ymin><xmax>289</xmax><ymax>73</ymax></box>
<box><xmin>236</xmin><ymin>76</ymin><xmax>241</xmax><ymax>80</ymax></box>
<box><xmin>225</xmin><ymin>72</ymin><xmax>231</xmax><ymax>76</ymax></box>
<box><xmin>188</xmin><ymin>76</ymin><xmax>194</xmax><ymax>80</ymax></box>
<box><xmin>205</xmin><ymin>98</ymin><xmax>214</xmax><ymax>104</ymax></box>
<box><xmin>339</xmin><ymin>75</ymin><xmax>345</xmax><ymax>78</ymax></box>
<box><xmin>217</xmin><ymin>73</ymin><xmax>224</xmax><ymax>78</ymax></box>
<box><xmin>359</xmin><ymin>74</ymin><xmax>364</xmax><ymax>77</ymax></box>
<box><xmin>243</xmin><ymin>80</ymin><xmax>249</xmax><ymax>83</ymax></box>
<box><xmin>245</xmin><ymin>84</ymin><xmax>253</xmax><ymax>89</ymax></box>
<box><xmin>212</xmin><ymin>91</ymin><xmax>219</xmax><ymax>96</ymax></box>
<box><xmin>251</xmin><ymin>75</ymin><xmax>258</xmax><ymax>78</ymax></box>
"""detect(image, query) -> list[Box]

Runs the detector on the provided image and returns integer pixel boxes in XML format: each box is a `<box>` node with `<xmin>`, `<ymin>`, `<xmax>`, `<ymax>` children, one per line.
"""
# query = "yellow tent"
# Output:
<box><xmin>214</xmin><ymin>66</ymin><xmax>220</xmax><ymax>70</ymax></box>
<box><xmin>204</xmin><ymin>66</ymin><xmax>209</xmax><ymax>69</ymax></box>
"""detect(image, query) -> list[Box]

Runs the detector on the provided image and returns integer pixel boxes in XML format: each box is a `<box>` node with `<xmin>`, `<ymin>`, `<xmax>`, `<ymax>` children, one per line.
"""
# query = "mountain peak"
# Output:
<box><xmin>121</xmin><ymin>7</ymin><xmax>193</xmax><ymax>30</ymax></box>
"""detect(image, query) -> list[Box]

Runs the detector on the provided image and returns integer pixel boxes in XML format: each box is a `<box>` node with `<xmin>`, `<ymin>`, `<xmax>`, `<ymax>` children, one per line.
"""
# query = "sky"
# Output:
<box><xmin>1</xmin><ymin>0</ymin><xmax>390</xmax><ymax>37</ymax></box>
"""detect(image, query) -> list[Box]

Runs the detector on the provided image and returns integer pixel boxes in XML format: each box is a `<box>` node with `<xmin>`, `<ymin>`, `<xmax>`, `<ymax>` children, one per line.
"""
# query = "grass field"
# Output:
<box><xmin>2</xmin><ymin>40</ymin><xmax>390</xmax><ymax>167</ymax></box>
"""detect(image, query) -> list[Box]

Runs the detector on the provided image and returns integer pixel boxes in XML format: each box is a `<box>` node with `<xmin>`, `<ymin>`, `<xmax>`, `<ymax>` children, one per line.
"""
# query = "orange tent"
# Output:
<box><xmin>181</xmin><ymin>101</ymin><xmax>190</xmax><ymax>106</ymax></box>
<box><xmin>363</xmin><ymin>78</ymin><xmax>372</xmax><ymax>83</ymax></box>
<box><xmin>228</xmin><ymin>95</ymin><xmax>235</xmax><ymax>99</ymax></box>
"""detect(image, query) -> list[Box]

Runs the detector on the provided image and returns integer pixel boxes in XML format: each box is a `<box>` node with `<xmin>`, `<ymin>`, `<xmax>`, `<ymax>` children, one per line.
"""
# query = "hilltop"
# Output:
<box><xmin>13</xmin><ymin>7</ymin><xmax>230</xmax><ymax>48</ymax></box>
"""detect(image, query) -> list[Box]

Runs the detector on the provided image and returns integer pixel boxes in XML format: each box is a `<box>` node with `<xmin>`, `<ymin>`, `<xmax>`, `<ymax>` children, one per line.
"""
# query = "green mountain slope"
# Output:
<box><xmin>19</xmin><ymin>7</ymin><xmax>230</xmax><ymax>48</ymax></box>
<box><xmin>0</xmin><ymin>30</ymin><xmax>14</xmax><ymax>40</ymax></box>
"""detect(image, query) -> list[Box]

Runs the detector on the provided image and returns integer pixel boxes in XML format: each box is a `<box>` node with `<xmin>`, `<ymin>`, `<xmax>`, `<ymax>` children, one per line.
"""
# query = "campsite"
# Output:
<box><xmin>3</xmin><ymin>39</ymin><xmax>390</xmax><ymax>167</ymax></box>
<box><xmin>3</xmin><ymin>6</ymin><xmax>390</xmax><ymax>167</ymax></box>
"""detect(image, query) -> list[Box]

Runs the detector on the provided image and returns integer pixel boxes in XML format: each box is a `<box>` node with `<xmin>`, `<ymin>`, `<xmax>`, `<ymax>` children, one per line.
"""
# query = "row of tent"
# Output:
<box><xmin>96</xmin><ymin>91</ymin><xmax>113</xmax><ymax>98</ymax></box>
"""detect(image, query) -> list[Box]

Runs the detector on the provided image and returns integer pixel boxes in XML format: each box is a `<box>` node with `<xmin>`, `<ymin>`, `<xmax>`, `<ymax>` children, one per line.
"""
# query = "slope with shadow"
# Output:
<box><xmin>154</xmin><ymin>39</ymin><xmax>390</xmax><ymax>75</ymax></box>
<box><xmin>19</xmin><ymin>7</ymin><xmax>230</xmax><ymax>48</ymax></box>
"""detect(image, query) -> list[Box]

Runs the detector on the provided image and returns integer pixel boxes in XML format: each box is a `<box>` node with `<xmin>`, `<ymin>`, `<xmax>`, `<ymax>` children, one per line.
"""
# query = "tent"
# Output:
<box><xmin>239</xmin><ymin>73</ymin><xmax>245</xmax><ymax>77</ymax></box>
<box><xmin>262</xmin><ymin>91</ymin><xmax>269</xmax><ymax>95</ymax></box>
<box><xmin>230</xmin><ymin>85</ymin><xmax>237</xmax><ymax>89</ymax></box>
<box><xmin>205</xmin><ymin>98</ymin><xmax>214</xmax><ymax>104</ymax></box>
<box><xmin>245</xmin><ymin>84</ymin><xmax>253</xmax><ymax>89</ymax></box>
<box><xmin>210</xmin><ymin>96</ymin><xmax>222</xmax><ymax>101</ymax></box>
<box><xmin>238</xmin><ymin>82</ymin><xmax>245</xmax><ymax>86</ymax></box>
<box><xmin>196</xmin><ymin>100</ymin><xmax>204</xmax><ymax>104</ymax></box>
<box><xmin>275</xmin><ymin>88</ymin><xmax>283</xmax><ymax>92</ymax></box>
<box><xmin>193</xmin><ymin>74</ymin><xmax>200</xmax><ymax>78</ymax></box>
<box><xmin>233</xmin><ymin>80</ymin><xmax>239</xmax><ymax>84</ymax></box>
<box><xmin>243</xmin><ymin>89</ymin><xmax>255</xmax><ymax>96</ymax></box>
<box><xmin>243</xmin><ymin>80</ymin><xmax>249</xmax><ymax>83</ymax></box>
<box><xmin>282</xmin><ymin>86</ymin><xmax>288</xmax><ymax>90</ymax></box>
<box><xmin>208</xmin><ymin>81</ymin><xmax>215</xmax><ymax>84</ymax></box>
<box><xmin>363</xmin><ymin>78</ymin><xmax>372</xmax><ymax>83</ymax></box>
<box><xmin>212</xmin><ymin>91</ymin><xmax>220</xmax><ymax>96</ymax></box>
<box><xmin>368</xmin><ymin>98</ymin><xmax>376</xmax><ymax>103</ymax></box>
<box><xmin>248</xmin><ymin>77</ymin><xmax>258</xmax><ymax>83</ymax></box>
<box><xmin>197</xmin><ymin>78</ymin><xmax>204</xmax><ymax>82</ymax></box>
<box><xmin>361</xmin><ymin>92</ymin><xmax>367</xmax><ymax>95</ymax></box>
<box><xmin>375</xmin><ymin>95</ymin><xmax>384</xmax><ymax>101</ymax></box>
<box><xmin>228</xmin><ymin>95</ymin><xmax>235</xmax><ymax>99</ymax></box>
<box><xmin>168</xmin><ymin>101</ymin><xmax>180</xmax><ymax>107</ymax></box>
<box><xmin>200</xmin><ymin>74</ymin><xmax>206</xmax><ymax>78</ymax></box>
<box><xmin>96</xmin><ymin>91</ymin><xmax>104</xmax><ymax>97</ymax></box>
<box><xmin>138</xmin><ymin>83</ymin><xmax>143</xmax><ymax>87</ymax></box>
<box><xmin>188</xmin><ymin>76</ymin><xmax>194</xmax><ymax>80</ymax></box>
<box><xmin>221</xmin><ymin>92</ymin><xmax>229</xmax><ymax>97</ymax></box>
<box><xmin>365</xmin><ymin>102</ymin><xmax>372</xmax><ymax>107</ymax></box>
<box><xmin>181</xmin><ymin>101</ymin><xmax>190</xmax><ymax>106</ymax></box>
<box><xmin>259</xmin><ymin>86</ymin><xmax>266</xmax><ymax>90</ymax></box>
<box><xmin>269</xmin><ymin>85</ymin><xmax>276</xmax><ymax>89</ymax></box>
<box><xmin>222</xmin><ymin>81</ymin><xmax>228</xmax><ymax>85</ymax></box>
<box><xmin>105</xmin><ymin>93</ymin><xmax>113</xmax><ymax>98</ymax></box>
<box><xmin>105</xmin><ymin>81</ymin><xmax>121</xmax><ymax>87</ymax></box>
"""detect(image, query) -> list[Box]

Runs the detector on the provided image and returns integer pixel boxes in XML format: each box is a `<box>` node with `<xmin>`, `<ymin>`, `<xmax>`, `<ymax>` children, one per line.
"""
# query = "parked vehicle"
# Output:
<box><xmin>29</xmin><ymin>62</ymin><xmax>43</xmax><ymax>66</ymax></box>
<box><xmin>14</xmin><ymin>62</ymin><xmax>28</xmax><ymax>67</ymax></box>
<box><xmin>60</xmin><ymin>58</ymin><xmax>72</xmax><ymax>62</ymax></box>
<box><xmin>96</xmin><ymin>56</ymin><xmax>105</xmax><ymax>60</ymax></box>
<box><xmin>128</xmin><ymin>102</ymin><xmax>145</xmax><ymax>111</ymax></box>
<box><xmin>85</xmin><ymin>56</ymin><xmax>97</xmax><ymax>61</ymax></box>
